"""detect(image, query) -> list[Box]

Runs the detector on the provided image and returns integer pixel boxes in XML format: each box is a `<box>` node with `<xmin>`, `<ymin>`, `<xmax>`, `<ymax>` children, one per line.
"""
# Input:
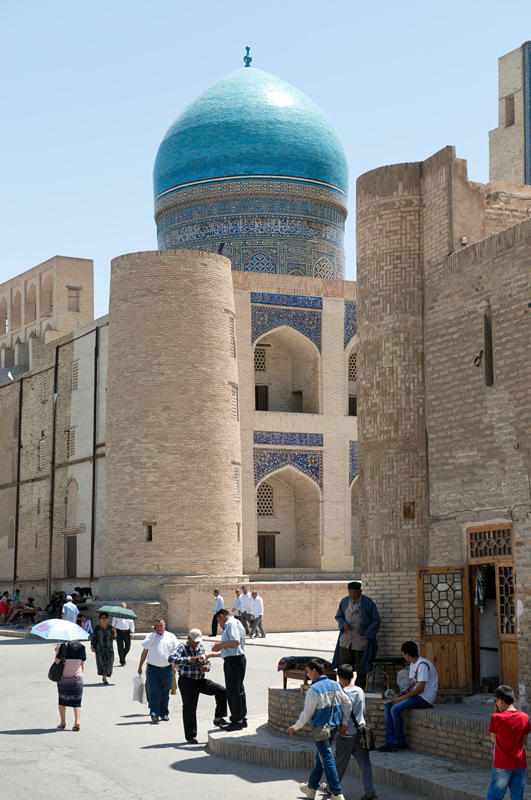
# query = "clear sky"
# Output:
<box><xmin>1</xmin><ymin>0</ymin><xmax>530</xmax><ymax>319</ymax></box>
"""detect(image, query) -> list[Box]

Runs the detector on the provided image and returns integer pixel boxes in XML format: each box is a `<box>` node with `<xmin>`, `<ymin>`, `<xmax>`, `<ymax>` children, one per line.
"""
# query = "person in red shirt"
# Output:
<box><xmin>487</xmin><ymin>684</ymin><xmax>530</xmax><ymax>800</ymax></box>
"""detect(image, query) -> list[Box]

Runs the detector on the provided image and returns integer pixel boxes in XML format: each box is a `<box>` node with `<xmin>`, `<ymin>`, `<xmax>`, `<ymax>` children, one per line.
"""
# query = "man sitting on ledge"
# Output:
<box><xmin>377</xmin><ymin>640</ymin><xmax>438</xmax><ymax>752</ymax></box>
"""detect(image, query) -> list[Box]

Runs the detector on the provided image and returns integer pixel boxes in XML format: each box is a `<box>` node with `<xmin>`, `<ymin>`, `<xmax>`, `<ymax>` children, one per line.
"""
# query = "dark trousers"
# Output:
<box><xmin>211</xmin><ymin>615</ymin><xmax>218</xmax><ymax>636</ymax></box>
<box><xmin>240</xmin><ymin>611</ymin><xmax>252</xmax><ymax>635</ymax></box>
<box><xmin>178</xmin><ymin>675</ymin><xmax>227</xmax><ymax>740</ymax></box>
<box><xmin>339</xmin><ymin>645</ymin><xmax>367</xmax><ymax>689</ymax></box>
<box><xmin>116</xmin><ymin>629</ymin><xmax>131</xmax><ymax>665</ymax></box>
<box><xmin>146</xmin><ymin>664</ymin><xmax>173</xmax><ymax>718</ymax></box>
<box><xmin>223</xmin><ymin>654</ymin><xmax>247</xmax><ymax>723</ymax></box>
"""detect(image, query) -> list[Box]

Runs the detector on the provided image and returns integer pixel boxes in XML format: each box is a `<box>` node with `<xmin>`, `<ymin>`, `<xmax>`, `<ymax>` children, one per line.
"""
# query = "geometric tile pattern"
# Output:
<box><xmin>349</xmin><ymin>440</ymin><xmax>358</xmax><ymax>484</ymax></box>
<box><xmin>243</xmin><ymin>249</ymin><xmax>277</xmax><ymax>273</ymax></box>
<box><xmin>254</xmin><ymin>431</ymin><xmax>323</xmax><ymax>447</ymax></box>
<box><xmin>252</xmin><ymin>305</ymin><xmax>321</xmax><ymax>351</ymax></box>
<box><xmin>422</xmin><ymin>571</ymin><xmax>465</xmax><ymax>636</ymax></box>
<box><xmin>314</xmin><ymin>256</ymin><xmax>334</xmax><ymax>279</ymax></box>
<box><xmin>250</xmin><ymin>292</ymin><xmax>322</xmax><ymax>310</ymax></box>
<box><xmin>254</xmin><ymin>447</ymin><xmax>323</xmax><ymax>488</ymax></box>
<box><xmin>344</xmin><ymin>301</ymin><xmax>357</xmax><ymax>347</ymax></box>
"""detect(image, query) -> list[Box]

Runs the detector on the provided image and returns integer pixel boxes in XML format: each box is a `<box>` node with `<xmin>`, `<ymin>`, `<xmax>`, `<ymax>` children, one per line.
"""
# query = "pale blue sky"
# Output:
<box><xmin>1</xmin><ymin>0</ymin><xmax>530</xmax><ymax>318</ymax></box>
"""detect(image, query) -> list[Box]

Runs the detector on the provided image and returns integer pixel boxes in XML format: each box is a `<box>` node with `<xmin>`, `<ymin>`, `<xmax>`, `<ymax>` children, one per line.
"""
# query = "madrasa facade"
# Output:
<box><xmin>1</xmin><ymin>44</ymin><xmax>531</xmax><ymax>704</ymax></box>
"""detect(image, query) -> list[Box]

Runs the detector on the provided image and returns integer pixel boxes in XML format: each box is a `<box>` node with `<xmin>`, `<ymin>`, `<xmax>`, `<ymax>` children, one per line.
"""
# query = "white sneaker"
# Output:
<box><xmin>331</xmin><ymin>794</ymin><xmax>345</xmax><ymax>800</ymax></box>
<box><xmin>300</xmin><ymin>784</ymin><xmax>316</xmax><ymax>799</ymax></box>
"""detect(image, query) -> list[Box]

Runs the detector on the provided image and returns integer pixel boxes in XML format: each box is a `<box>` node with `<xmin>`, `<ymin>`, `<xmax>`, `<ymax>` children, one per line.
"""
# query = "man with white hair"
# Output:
<box><xmin>112</xmin><ymin>602</ymin><xmax>135</xmax><ymax>666</ymax></box>
<box><xmin>250</xmin><ymin>590</ymin><xmax>266</xmax><ymax>638</ymax></box>
<box><xmin>61</xmin><ymin>595</ymin><xmax>79</xmax><ymax>624</ymax></box>
<box><xmin>239</xmin><ymin>585</ymin><xmax>253</xmax><ymax>635</ymax></box>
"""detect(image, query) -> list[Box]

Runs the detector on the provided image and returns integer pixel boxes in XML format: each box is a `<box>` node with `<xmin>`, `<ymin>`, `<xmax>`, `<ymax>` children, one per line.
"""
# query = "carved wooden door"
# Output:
<box><xmin>417</xmin><ymin>567</ymin><xmax>473</xmax><ymax>693</ymax></box>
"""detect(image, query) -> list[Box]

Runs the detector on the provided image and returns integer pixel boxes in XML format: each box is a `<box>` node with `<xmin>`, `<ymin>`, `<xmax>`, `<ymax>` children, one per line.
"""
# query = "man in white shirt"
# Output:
<box><xmin>231</xmin><ymin>588</ymin><xmax>242</xmax><ymax>620</ymax></box>
<box><xmin>207</xmin><ymin>609</ymin><xmax>247</xmax><ymax>731</ymax></box>
<box><xmin>211</xmin><ymin>589</ymin><xmax>224</xmax><ymax>637</ymax></box>
<box><xmin>250</xmin><ymin>590</ymin><xmax>266</xmax><ymax>638</ymax></box>
<box><xmin>79</xmin><ymin>615</ymin><xmax>93</xmax><ymax>635</ymax></box>
<box><xmin>378</xmin><ymin>640</ymin><xmax>439</xmax><ymax>752</ymax></box>
<box><xmin>61</xmin><ymin>595</ymin><xmax>79</xmax><ymax>624</ymax></box>
<box><xmin>138</xmin><ymin>618</ymin><xmax>179</xmax><ymax>723</ymax></box>
<box><xmin>112</xmin><ymin>602</ymin><xmax>135</xmax><ymax>666</ymax></box>
<box><xmin>239</xmin><ymin>585</ymin><xmax>253</xmax><ymax>635</ymax></box>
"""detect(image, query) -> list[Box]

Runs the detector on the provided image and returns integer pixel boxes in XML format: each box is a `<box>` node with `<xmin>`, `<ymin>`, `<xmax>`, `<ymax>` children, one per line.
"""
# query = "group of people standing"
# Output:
<box><xmin>211</xmin><ymin>586</ymin><xmax>266</xmax><ymax>639</ymax></box>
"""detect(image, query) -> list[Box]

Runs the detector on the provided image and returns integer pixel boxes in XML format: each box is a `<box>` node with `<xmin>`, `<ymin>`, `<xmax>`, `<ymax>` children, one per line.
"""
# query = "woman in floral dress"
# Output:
<box><xmin>91</xmin><ymin>612</ymin><xmax>116</xmax><ymax>683</ymax></box>
<box><xmin>55</xmin><ymin>639</ymin><xmax>86</xmax><ymax>730</ymax></box>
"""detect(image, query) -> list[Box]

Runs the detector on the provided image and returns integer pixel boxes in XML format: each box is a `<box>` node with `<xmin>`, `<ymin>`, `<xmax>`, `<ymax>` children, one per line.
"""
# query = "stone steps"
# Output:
<box><xmin>248</xmin><ymin>571</ymin><xmax>360</xmax><ymax>582</ymax></box>
<box><xmin>208</xmin><ymin>716</ymin><xmax>512</xmax><ymax>800</ymax></box>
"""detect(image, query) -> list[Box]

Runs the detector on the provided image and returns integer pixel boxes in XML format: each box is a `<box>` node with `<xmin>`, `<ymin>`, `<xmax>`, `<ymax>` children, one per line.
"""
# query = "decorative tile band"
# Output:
<box><xmin>252</xmin><ymin>306</ymin><xmax>321</xmax><ymax>351</ymax></box>
<box><xmin>524</xmin><ymin>42</ymin><xmax>531</xmax><ymax>185</ymax></box>
<box><xmin>344</xmin><ymin>301</ymin><xmax>357</xmax><ymax>347</ymax></box>
<box><xmin>254</xmin><ymin>448</ymin><xmax>323</xmax><ymax>489</ymax></box>
<box><xmin>349</xmin><ymin>441</ymin><xmax>358</xmax><ymax>484</ymax></box>
<box><xmin>251</xmin><ymin>292</ymin><xmax>322</xmax><ymax>310</ymax></box>
<box><xmin>254</xmin><ymin>431</ymin><xmax>323</xmax><ymax>447</ymax></box>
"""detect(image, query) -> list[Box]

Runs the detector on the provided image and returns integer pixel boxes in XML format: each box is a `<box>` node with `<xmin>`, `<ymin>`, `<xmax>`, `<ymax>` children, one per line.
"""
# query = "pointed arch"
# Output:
<box><xmin>11</xmin><ymin>291</ymin><xmax>21</xmax><ymax>330</ymax></box>
<box><xmin>254</xmin><ymin>327</ymin><xmax>320</xmax><ymax>414</ymax></box>
<box><xmin>65</xmin><ymin>478</ymin><xmax>79</xmax><ymax>529</ymax></box>
<box><xmin>41</xmin><ymin>275</ymin><xmax>53</xmax><ymax>317</ymax></box>
<box><xmin>0</xmin><ymin>297</ymin><xmax>7</xmax><ymax>335</ymax></box>
<box><xmin>25</xmin><ymin>283</ymin><xmax>36</xmax><ymax>323</ymax></box>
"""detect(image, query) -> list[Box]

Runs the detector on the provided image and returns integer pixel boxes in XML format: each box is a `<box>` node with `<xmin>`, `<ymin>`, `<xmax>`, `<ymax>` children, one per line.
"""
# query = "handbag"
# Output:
<box><xmin>312</xmin><ymin>685</ymin><xmax>337</xmax><ymax>742</ymax></box>
<box><xmin>351</xmin><ymin>709</ymin><xmax>375</xmax><ymax>752</ymax></box>
<box><xmin>48</xmin><ymin>643</ymin><xmax>67</xmax><ymax>682</ymax></box>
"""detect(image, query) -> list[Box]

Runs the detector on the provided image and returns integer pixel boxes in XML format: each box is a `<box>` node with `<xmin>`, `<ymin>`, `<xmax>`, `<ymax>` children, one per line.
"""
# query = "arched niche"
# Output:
<box><xmin>11</xmin><ymin>291</ymin><xmax>21</xmax><ymax>330</ymax></box>
<box><xmin>25</xmin><ymin>283</ymin><xmax>36</xmax><ymax>323</ymax></box>
<box><xmin>254</xmin><ymin>327</ymin><xmax>320</xmax><ymax>414</ymax></box>
<box><xmin>41</xmin><ymin>275</ymin><xmax>53</xmax><ymax>316</ymax></box>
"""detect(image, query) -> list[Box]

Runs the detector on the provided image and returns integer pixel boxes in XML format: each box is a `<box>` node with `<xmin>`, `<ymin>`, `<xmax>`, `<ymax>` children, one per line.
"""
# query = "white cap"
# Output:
<box><xmin>188</xmin><ymin>628</ymin><xmax>202</xmax><ymax>642</ymax></box>
<box><xmin>66</xmin><ymin>595</ymin><xmax>73</xmax><ymax>602</ymax></box>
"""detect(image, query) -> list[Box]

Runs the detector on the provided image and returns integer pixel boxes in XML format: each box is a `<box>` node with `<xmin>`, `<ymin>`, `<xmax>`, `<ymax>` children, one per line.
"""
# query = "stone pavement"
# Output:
<box><xmin>0</xmin><ymin>634</ymin><xmax>425</xmax><ymax>800</ymax></box>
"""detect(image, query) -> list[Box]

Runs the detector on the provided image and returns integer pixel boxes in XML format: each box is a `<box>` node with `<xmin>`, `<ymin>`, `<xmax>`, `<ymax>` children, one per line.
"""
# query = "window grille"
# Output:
<box><xmin>254</xmin><ymin>347</ymin><xmax>266</xmax><ymax>372</ymax></box>
<box><xmin>498</xmin><ymin>565</ymin><xmax>516</xmax><ymax>635</ymax></box>
<box><xmin>231</xmin><ymin>386</ymin><xmax>238</xmax><ymax>420</ymax></box>
<box><xmin>67</xmin><ymin>429</ymin><xmax>76</xmax><ymax>459</ymax></box>
<box><xmin>257</xmin><ymin>482</ymin><xmax>274</xmax><ymax>516</ymax></box>
<box><xmin>349</xmin><ymin>352</ymin><xmax>357</xmax><ymax>381</ymax></box>
<box><xmin>468</xmin><ymin>525</ymin><xmax>512</xmax><ymax>561</ymax></box>
<box><xmin>71</xmin><ymin>361</ymin><xmax>79</xmax><ymax>390</ymax></box>
<box><xmin>229</xmin><ymin>316</ymin><xmax>236</xmax><ymax>357</ymax></box>
<box><xmin>234</xmin><ymin>466</ymin><xmax>241</xmax><ymax>500</ymax></box>
<box><xmin>38</xmin><ymin>438</ymin><xmax>46</xmax><ymax>470</ymax></box>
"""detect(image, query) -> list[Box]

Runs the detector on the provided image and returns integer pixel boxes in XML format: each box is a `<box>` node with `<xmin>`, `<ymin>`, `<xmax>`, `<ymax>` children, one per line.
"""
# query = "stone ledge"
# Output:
<box><xmin>208</xmin><ymin>716</ymin><xmax>492</xmax><ymax>800</ymax></box>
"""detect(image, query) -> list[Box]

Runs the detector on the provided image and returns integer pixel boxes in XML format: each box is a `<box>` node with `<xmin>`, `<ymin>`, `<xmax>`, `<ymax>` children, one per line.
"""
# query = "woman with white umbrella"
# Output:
<box><xmin>54</xmin><ymin>638</ymin><xmax>86</xmax><ymax>730</ymax></box>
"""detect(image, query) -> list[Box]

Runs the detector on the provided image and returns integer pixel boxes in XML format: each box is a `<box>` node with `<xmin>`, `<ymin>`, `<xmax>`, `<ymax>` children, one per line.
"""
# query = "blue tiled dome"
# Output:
<box><xmin>153</xmin><ymin>68</ymin><xmax>348</xmax><ymax>197</ymax></box>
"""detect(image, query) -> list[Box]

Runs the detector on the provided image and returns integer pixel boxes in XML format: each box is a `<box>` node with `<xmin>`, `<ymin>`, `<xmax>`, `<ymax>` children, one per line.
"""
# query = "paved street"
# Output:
<box><xmin>0</xmin><ymin>634</ymin><xmax>425</xmax><ymax>800</ymax></box>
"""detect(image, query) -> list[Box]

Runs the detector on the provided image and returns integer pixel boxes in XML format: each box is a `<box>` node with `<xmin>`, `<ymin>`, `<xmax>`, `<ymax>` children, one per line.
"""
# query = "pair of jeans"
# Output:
<box><xmin>334</xmin><ymin>734</ymin><xmax>375</xmax><ymax>796</ymax></box>
<box><xmin>487</xmin><ymin>766</ymin><xmax>527</xmax><ymax>800</ymax></box>
<box><xmin>146</xmin><ymin>664</ymin><xmax>173</xmax><ymax>718</ymax></box>
<box><xmin>178</xmin><ymin>675</ymin><xmax>227</xmax><ymax>740</ymax></box>
<box><xmin>308</xmin><ymin>729</ymin><xmax>342</xmax><ymax>796</ymax></box>
<box><xmin>223</xmin><ymin>654</ymin><xmax>247</xmax><ymax>723</ymax></box>
<box><xmin>384</xmin><ymin>695</ymin><xmax>430</xmax><ymax>744</ymax></box>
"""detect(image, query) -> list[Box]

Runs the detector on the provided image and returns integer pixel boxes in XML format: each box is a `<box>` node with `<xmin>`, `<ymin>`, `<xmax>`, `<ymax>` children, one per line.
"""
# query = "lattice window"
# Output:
<box><xmin>7</xmin><ymin>518</ymin><xmax>14</xmax><ymax>549</ymax></box>
<box><xmin>257</xmin><ymin>482</ymin><xmax>274</xmax><ymax>516</ymax></box>
<box><xmin>498</xmin><ymin>565</ymin><xmax>516</xmax><ymax>635</ymax></box>
<box><xmin>229</xmin><ymin>316</ymin><xmax>236</xmax><ymax>357</ymax></box>
<box><xmin>71</xmin><ymin>361</ymin><xmax>79</xmax><ymax>390</ymax></box>
<box><xmin>349</xmin><ymin>352</ymin><xmax>357</xmax><ymax>381</ymax></box>
<box><xmin>38</xmin><ymin>438</ymin><xmax>47</xmax><ymax>470</ymax></box>
<box><xmin>422</xmin><ymin>571</ymin><xmax>464</xmax><ymax>636</ymax></box>
<box><xmin>468</xmin><ymin>525</ymin><xmax>512</xmax><ymax>561</ymax></box>
<box><xmin>254</xmin><ymin>347</ymin><xmax>266</xmax><ymax>372</ymax></box>
<box><xmin>67</xmin><ymin>429</ymin><xmax>76</xmax><ymax>459</ymax></box>
<box><xmin>233</xmin><ymin>466</ymin><xmax>241</xmax><ymax>500</ymax></box>
<box><xmin>231</xmin><ymin>386</ymin><xmax>238</xmax><ymax>420</ymax></box>
<box><xmin>41</xmin><ymin>372</ymin><xmax>50</xmax><ymax>402</ymax></box>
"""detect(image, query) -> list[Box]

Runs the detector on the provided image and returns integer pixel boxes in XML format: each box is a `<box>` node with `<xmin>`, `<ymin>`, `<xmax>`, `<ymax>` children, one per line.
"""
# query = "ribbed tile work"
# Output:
<box><xmin>253</xmin><ymin>431</ymin><xmax>323</xmax><ymax>447</ymax></box>
<box><xmin>250</xmin><ymin>292</ymin><xmax>322</xmax><ymax>310</ymax></box>
<box><xmin>344</xmin><ymin>301</ymin><xmax>357</xmax><ymax>347</ymax></box>
<box><xmin>251</xmin><ymin>305</ymin><xmax>321</xmax><ymax>351</ymax></box>
<box><xmin>254</xmin><ymin>448</ymin><xmax>323</xmax><ymax>488</ymax></box>
<box><xmin>349</xmin><ymin>441</ymin><xmax>358</xmax><ymax>484</ymax></box>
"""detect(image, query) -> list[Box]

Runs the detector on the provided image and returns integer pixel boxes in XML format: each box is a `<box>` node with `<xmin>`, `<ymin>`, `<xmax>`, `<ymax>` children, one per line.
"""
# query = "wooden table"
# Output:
<box><xmin>19</xmin><ymin>608</ymin><xmax>39</xmax><ymax>624</ymax></box>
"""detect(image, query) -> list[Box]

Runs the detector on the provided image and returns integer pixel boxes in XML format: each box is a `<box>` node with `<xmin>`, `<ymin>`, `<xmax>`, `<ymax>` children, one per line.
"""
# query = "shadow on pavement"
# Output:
<box><xmin>0</xmin><ymin>728</ymin><xmax>57</xmax><ymax>735</ymax></box>
<box><xmin>170</xmin><ymin>753</ymin><xmax>295</xmax><ymax>782</ymax></box>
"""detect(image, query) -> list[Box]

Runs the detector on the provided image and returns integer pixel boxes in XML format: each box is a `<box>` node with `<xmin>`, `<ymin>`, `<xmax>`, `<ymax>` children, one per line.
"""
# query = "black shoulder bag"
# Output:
<box><xmin>48</xmin><ymin>643</ymin><xmax>67</xmax><ymax>682</ymax></box>
<box><xmin>351</xmin><ymin>708</ymin><xmax>375</xmax><ymax>752</ymax></box>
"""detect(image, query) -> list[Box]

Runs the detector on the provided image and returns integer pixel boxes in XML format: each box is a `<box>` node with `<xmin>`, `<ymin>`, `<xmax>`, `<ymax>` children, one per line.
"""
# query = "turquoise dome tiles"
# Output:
<box><xmin>153</xmin><ymin>67</ymin><xmax>348</xmax><ymax>278</ymax></box>
<box><xmin>154</xmin><ymin>68</ymin><xmax>348</xmax><ymax>196</ymax></box>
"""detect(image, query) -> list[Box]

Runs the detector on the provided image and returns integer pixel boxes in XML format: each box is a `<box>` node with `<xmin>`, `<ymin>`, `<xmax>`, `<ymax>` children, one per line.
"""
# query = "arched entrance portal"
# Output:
<box><xmin>254</xmin><ymin>327</ymin><xmax>320</xmax><ymax>414</ymax></box>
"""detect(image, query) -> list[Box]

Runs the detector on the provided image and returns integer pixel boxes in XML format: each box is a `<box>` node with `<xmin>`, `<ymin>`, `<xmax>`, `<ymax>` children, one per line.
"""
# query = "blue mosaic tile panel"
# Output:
<box><xmin>250</xmin><ymin>292</ymin><xmax>322</xmax><ymax>310</ymax></box>
<box><xmin>254</xmin><ymin>448</ymin><xmax>323</xmax><ymax>488</ymax></box>
<box><xmin>349</xmin><ymin>441</ymin><xmax>358</xmax><ymax>484</ymax></box>
<box><xmin>524</xmin><ymin>43</ymin><xmax>531</xmax><ymax>185</ymax></box>
<box><xmin>252</xmin><ymin>305</ymin><xmax>321</xmax><ymax>351</ymax></box>
<box><xmin>253</xmin><ymin>431</ymin><xmax>323</xmax><ymax>447</ymax></box>
<box><xmin>344</xmin><ymin>301</ymin><xmax>357</xmax><ymax>347</ymax></box>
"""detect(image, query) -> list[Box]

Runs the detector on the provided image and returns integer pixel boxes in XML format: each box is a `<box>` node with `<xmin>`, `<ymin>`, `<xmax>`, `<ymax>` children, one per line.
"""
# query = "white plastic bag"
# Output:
<box><xmin>397</xmin><ymin>668</ymin><xmax>410</xmax><ymax>692</ymax></box>
<box><xmin>133</xmin><ymin>674</ymin><xmax>147</xmax><ymax>704</ymax></box>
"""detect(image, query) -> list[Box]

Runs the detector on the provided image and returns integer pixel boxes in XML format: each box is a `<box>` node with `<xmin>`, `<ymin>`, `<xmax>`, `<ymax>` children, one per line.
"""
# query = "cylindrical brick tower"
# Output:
<box><xmin>356</xmin><ymin>163</ymin><xmax>428</xmax><ymax>651</ymax></box>
<box><xmin>103</xmin><ymin>250</ymin><xmax>243</xmax><ymax>597</ymax></box>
